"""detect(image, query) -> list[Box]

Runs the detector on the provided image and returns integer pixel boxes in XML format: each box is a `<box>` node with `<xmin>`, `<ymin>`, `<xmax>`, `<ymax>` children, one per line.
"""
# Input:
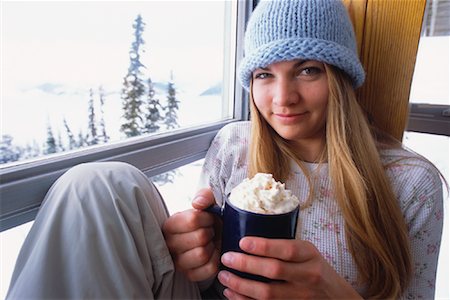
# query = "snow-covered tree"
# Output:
<box><xmin>57</xmin><ymin>131</ymin><xmax>65</xmax><ymax>152</ymax></box>
<box><xmin>63</xmin><ymin>118</ymin><xmax>77</xmax><ymax>150</ymax></box>
<box><xmin>98</xmin><ymin>86</ymin><xmax>109</xmax><ymax>143</ymax></box>
<box><xmin>44</xmin><ymin>123</ymin><xmax>57</xmax><ymax>154</ymax></box>
<box><xmin>77</xmin><ymin>130</ymin><xmax>87</xmax><ymax>148</ymax></box>
<box><xmin>22</xmin><ymin>140</ymin><xmax>41</xmax><ymax>160</ymax></box>
<box><xmin>143</xmin><ymin>78</ymin><xmax>164</xmax><ymax>133</ymax></box>
<box><xmin>164</xmin><ymin>71</ymin><xmax>180</xmax><ymax>130</ymax></box>
<box><xmin>121</xmin><ymin>14</ymin><xmax>146</xmax><ymax>138</ymax></box>
<box><xmin>86</xmin><ymin>88</ymin><xmax>99</xmax><ymax>146</ymax></box>
<box><xmin>0</xmin><ymin>135</ymin><xmax>21</xmax><ymax>164</ymax></box>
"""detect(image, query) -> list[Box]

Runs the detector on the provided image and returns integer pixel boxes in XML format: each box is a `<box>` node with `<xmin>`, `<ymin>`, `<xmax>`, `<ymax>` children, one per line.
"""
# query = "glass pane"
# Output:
<box><xmin>403</xmin><ymin>132</ymin><xmax>449</xmax><ymax>299</ymax></box>
<box><xmin>152</xmin><ymin>159</ymin><xmax>204</xmax><ymax>215</ymax></box>
<box><xmin>1</xmin><ymin>1</ymin><xmax>236</xmax><ymax>166</ymax></box>
<box><xmin>409</xmin><ymin>0</ymin><xmax>449</xmax><ymax>105</ymax></box>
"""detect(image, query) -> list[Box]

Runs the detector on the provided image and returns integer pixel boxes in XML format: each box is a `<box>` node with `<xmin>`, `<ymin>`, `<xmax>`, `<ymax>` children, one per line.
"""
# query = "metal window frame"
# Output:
<box><xmin>406</xmin><ymin>103</ymin><xmax>450</xmax><ymax>136</ymax></box>
<box><xmin>0</xmin><ymin>0</ymin><xmax>254</xmax><ymax>232</ymax></box>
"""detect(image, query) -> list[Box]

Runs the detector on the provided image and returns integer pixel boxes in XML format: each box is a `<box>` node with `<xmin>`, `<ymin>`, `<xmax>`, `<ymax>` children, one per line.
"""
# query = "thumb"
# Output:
<box><xmin>192</xmin><ymin>188</ymin><xmax>215</xmax><ymax>210</ymax></box>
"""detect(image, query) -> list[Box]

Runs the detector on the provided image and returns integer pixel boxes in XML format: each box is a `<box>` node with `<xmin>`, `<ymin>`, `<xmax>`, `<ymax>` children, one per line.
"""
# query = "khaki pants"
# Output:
<box><xmin>7</xmin><ymin>162</ymin><xmax>202</xmax><ymax>299</ymax></box>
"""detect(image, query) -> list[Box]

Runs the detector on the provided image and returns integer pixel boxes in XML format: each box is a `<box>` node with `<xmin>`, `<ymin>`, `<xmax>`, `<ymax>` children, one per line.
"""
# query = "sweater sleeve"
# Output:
<box><xmin>389</xmin><ymin>157</ymin><xmax>444</xmax><ymax>299</ymax></box>
<box><xmin>197</xmin><ymin>122</ymin><xmax>250</xmax><ymax>207</ymax></box>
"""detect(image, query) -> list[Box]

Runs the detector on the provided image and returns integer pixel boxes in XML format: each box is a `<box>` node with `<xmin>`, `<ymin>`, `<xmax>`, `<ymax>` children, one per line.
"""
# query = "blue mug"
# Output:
<box><xmin>206</xmin><ymin>198</ymin><xmax>299</xmax><ymax>282</ymax></box>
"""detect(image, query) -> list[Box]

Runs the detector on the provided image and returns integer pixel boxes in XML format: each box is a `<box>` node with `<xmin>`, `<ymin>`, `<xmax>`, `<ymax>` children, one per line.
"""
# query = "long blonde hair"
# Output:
<box><xmin>248</xmin><ymin>64</ymin><xmax>412</xmax><ymax>298</ymax></box>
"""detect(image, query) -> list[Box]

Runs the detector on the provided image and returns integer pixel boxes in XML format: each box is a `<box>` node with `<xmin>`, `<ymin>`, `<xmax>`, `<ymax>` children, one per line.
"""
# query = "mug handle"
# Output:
<box><xmin>205</xmin><ymin>204</ymin><xmax>223</xmax><ymax>217</ymax></box>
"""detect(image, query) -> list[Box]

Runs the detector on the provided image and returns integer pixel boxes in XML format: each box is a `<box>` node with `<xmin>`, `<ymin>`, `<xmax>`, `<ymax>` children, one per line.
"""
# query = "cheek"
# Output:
<box><xmin>310</xmin><ymin>84</ymin><xmax>329</xmax><ymax>110</ymax></box>
<box><xmin>252</xmin><ymin>90</ymin><xmax>270</xmax><ymax>113</ymax></box>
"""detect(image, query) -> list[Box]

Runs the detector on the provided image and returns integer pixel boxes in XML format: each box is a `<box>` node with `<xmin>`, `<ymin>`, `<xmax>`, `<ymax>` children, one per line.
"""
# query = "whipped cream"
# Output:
<box><xmin>229</xmin><ymin>173</ymin><xmax>299</xmax><ymax>214</ymax></box>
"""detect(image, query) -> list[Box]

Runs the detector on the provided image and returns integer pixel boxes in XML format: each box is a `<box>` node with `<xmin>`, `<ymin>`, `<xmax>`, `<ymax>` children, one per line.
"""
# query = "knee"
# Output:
<box><xmin>50</xmin><ymin>162</ymin><xmax>152</xmax><ymax>203</ymax></box>
<box><xmin>61</xmin><ymin>161</ymin><xmax>145</xmax><ymax>187</ymax></box>
<box><xmin>46</xmin><ymin>161</ymin><xmax>156</xmax><ymax>210</ymax></box>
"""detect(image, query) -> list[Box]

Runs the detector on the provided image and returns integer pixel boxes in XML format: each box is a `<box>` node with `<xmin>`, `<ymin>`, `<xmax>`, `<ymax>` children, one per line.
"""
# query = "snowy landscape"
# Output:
<box><xmin>1</xmin><ymin>1</ymin><xmax>230</xmax><ymax>165</ymax></box>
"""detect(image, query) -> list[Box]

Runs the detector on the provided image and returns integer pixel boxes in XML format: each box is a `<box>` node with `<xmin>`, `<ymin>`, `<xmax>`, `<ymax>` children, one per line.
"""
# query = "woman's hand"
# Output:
<box><xmin>218</xmin><ymin>237</ymin><xmax>362</xmax><ymax>299</ymax></box>
<box><xmin>162</xmin><ymin>188</ymin><xmax>222</xmax><ymax>282</ymax></box>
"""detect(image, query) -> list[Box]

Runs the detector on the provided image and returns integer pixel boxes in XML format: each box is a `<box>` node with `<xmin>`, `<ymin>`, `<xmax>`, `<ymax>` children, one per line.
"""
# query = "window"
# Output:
<box><xmin>0</xmin><ymin>1</ymin><xmax>252</xmax><ymax>231</ymax></box>
<box><xmin>404</xmin><ymin>1</ymin><xmax>450</xmax><ymax>298</ymax></box>
<box><xmin>2</xmin><ymin>1</ymin><xmax>237</xmax><ymax>165</ymax></box>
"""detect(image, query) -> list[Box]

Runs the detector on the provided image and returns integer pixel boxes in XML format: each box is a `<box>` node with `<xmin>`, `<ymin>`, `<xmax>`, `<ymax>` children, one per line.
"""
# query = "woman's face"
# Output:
<box><xmin>252</xmin><ymin>59</ymin><xmax>329</xmax><ymax>148</ymax></box>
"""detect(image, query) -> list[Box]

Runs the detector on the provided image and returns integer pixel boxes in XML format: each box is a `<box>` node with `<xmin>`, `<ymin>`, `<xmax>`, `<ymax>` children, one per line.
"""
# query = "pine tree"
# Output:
<box><xmin>87</xmin><ymin>88</ymin><xmax>99</xmax><ymax>146</ymax></box>
<box><xmin>120</xmin><ymin>14</ymin><xmax>146</xmax><ymax>138</ymax></box>
<box><xmin>164</xmin><ymin>71</ymin><xmax>180</xmax><ymax>130</ymax></box>
<box><xmin>63</xmin><ymin>118</ymin><xmax>77</xmax><ymax>150</ymax></box>
<box><xmin>22</xmin><ymin>140</ymin><xmax>41</xmax><ymax>160</ymax></box>
<box><xmin>0</xmin><ymin>135</ymin><xmax>21</xmax><ymax>164</ymax></box>
<box><xmin>57</xmin><ymin>131</ymin><xmax>65</xmax><ymax>152</ymax></box>
<box><xmin>45</xmin><ymin>123</ymin><xmax>57</xmax><ymax>154</ymax></box>
<box><xmin>77</xmin><ymin>130</ymin><xmax>86</xmax><ymax>148</ymax></box>
<box><xmin>143</xmin><ymin>78</ymin><xmax>164</xmax><ymax>133</ymax></box>
<box><xmin>98</xmin><ymin>86</ymin><xmax>109</xmax><ymax>143</ymax></box>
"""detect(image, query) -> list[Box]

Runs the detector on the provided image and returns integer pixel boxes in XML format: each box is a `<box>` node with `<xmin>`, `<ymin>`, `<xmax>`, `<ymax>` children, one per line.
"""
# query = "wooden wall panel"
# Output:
<box><xmin>343</xmin><ymin>0</ymin><xmax>426</xmax><ymax>140</ymax></box>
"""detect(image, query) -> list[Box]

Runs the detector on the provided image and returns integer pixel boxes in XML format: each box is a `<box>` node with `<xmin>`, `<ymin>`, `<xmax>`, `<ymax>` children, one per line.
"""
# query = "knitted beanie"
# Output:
<box><xmin>238</xmin><ymin>0</ymin><xmax>365</xmax><ymax>90</ymax></box>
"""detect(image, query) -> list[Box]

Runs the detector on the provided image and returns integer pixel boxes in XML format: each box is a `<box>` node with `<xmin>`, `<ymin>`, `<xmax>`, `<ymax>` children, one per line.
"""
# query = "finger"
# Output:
<box><xmin>165</xmin><ymin>227</ymin><xmax>215</xmax><ymax>254</ymax></box>
<box><xmin>239</xmin><ymin>237</ymin><xmax>318</xmax><ymax>262</ymax></box>
<box><xmin>174</xmin><ymin>242</ymin><xmax>215</xmax><ymax>270</ymax></box>
<box><xmin>223</xmin><ymin>288</ymin><xmax>253</xmax><ymax>300</ymax></box>
<box><xmin>184</xmin><ymin>248</ymin><xmax>220</xmax><ymax>282</ymax></box>
<box><xmin>222</xmin><ymin>250</ymin><xmax>336</xmax><ymax>291</ymax></box>
<box><xmin>162</xmin><ymin>209</ymin><xmax>215</xmax><ymax>234</ymax></box>
<box><xmin>191</xmin><ymin>188</ymin><xmax>216</xmax><ymax>210</ymax></box>
<box><xmin>221</xmin><ymin>251</ymin><xmax>291</xmax><ymax>281</ymax></box>
<box><xmin>218</xmin><ymin>270</ymin><xmax>283</xmax><ymax>300</ymax></box>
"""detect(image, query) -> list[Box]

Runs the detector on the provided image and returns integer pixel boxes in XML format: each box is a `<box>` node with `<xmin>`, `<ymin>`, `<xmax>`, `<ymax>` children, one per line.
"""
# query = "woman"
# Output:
<box><xmin>164</xmin><ymin>0</ymin><xmax>443</xmax><ymax>299</ymax></box>
<box><xmin>7</xmin><ymin>0</ymin><xmax>443</xmax><ymax>299</ymax></box>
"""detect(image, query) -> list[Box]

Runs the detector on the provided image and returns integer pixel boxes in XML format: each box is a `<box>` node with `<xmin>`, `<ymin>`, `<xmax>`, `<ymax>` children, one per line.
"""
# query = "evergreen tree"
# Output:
<box><xmin>22</xmin><ymin>140</ymin><xmax>41</xmax><ymax>160</ymax></box>
<box><xmin>45</xmin><ymin>123</ymin><xmax>57</xmax><ymax>154</ymax></box>
<box><xmin>164</xmin><ymin>71</ymin><xmax>180</xmax><ymax>130</ymax></box>
<box><xmin>63</xmin><ymin>118</ymin><xmax>77</xmax><ymax>150</ymax></box>
<box><xmin>0</xmin><ymin>135</ymin><xmax>20</xmax><ymax>164</ymax></box>
<box><xmin>143</xmin><ymin>78</ymin><xmax>164</xmax><ymax>133</ymax></box>
<box><xmin>57</xmin><ymin>131</ymin><xmax>65</xmax><ymax>152</ymax></box>
<box><xmin>98</xmin><ymin>86</ymin><xmax>109</xmax><ymax>143</ymax></box>
<box><xmin>77</xmin><ymin>130</ymin><xmax>86</xmax><ymax>148</ymax></box>
<box><xmin>120</xmin><ymin>14</ymin><xmax>146</xmax><ymax>138</ymax></box>
<box><xmin>87</xmin><ymin>88</ymin><xmax>99</xmax><ymax>146</ymax></box>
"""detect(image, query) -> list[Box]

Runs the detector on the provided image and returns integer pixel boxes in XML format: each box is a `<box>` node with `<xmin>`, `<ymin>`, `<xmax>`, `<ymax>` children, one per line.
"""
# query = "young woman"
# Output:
<box><xmin>7</xmin><ymin>0</ymin><xmax>444</xmax><ymax>299</ymax></box>
<box><xmin>165</xmin><ymin>0</ymin><xmax>444</xmax><ymax>299</ymax></box>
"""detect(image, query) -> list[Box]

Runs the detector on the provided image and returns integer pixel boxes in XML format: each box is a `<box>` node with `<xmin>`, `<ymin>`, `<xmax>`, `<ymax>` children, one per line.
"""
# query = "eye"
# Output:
<box><xmin>299</xmin><ymin>67</ymin><xmax>322</xmax><ymax>76</ymax></box>
<box><xmin>253</xmin><ymin>72</ymin><xmax>272</xmax><ymax>80</ymax></box>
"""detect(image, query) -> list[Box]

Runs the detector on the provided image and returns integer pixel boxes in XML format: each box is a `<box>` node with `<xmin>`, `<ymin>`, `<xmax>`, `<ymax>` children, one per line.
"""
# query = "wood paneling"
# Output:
<box><xmin>343</xmin><ymin>0</ymin><xmax>426</xmax><ymax>140</ymax></box>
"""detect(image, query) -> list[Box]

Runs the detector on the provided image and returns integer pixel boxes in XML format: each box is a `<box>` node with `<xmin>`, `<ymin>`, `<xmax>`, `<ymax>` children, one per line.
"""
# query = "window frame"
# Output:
<box><xmin>0</xmin><ymin>1</ymin><xmax>254</xmax><ymax>232</ymax></box>
<box><xmin>407</xmin><ymin>103</ymin><xmax>450</xmax><ymax>136</ymax></box>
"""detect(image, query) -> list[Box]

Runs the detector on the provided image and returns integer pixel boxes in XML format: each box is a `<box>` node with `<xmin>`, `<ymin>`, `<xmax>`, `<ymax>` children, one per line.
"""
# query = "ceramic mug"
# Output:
<box><xmin>206</xmin><ymin>198</ymin><xmax>299</xmax><ymax>282</ymax></box>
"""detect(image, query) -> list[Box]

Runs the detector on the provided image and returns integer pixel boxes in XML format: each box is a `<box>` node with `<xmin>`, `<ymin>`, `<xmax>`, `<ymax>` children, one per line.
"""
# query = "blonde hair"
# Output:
<box><xmin>248</xmin><ymin>64</ymin><xmax>412</xmax><ymax>298</ymax></box>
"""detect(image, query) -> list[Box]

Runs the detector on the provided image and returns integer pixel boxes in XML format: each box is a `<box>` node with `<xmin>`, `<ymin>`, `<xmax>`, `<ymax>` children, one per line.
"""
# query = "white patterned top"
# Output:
<box><xmin>198</xmin><ymin>121</ymin><xmax>444</xmax><ymax>299</ymax></box>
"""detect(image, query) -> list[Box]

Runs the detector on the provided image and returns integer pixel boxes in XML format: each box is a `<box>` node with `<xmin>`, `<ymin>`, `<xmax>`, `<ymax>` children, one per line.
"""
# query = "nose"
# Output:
<box><xmin>273</xmin><ymin>78</ymin><xmax>299</xmax><ymax>106</ymax></box>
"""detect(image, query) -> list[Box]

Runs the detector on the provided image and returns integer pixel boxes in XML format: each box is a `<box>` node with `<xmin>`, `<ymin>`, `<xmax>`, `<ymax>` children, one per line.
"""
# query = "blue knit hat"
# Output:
<box><xmin>238</xmin><ymin>0</ymin><xmax>365</xmax><ymax>90</ymax></box>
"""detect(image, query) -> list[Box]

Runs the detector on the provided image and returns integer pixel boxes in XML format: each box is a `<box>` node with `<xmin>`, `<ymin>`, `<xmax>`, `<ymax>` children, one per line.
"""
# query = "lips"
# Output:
<box><xmin>274</xmin><ymin>113</ymin><xmax>304</xmax><ymax>117</ymax></box>
<box><xmin>273</xmin><ymin>112</ymin><xmax>308</xmax><ymax>124</ymax></box>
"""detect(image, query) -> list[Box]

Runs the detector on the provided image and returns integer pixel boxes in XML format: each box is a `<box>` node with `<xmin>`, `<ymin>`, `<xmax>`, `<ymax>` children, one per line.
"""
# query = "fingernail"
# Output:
<box><xmin>240</xmin><ymin>238</ymin><xmax>255</xmax><ymax>251</ymax></box>
<box><xmin>218</xmin><ymin>270</ymin><xmax>230</xmax><ymax>284</ymax></box>
<box><xmin>223</xmin><ymin>288</ymin><xmax>232</xmax><ymax>298</ymax></box>
<box><xmin>193</xmin><ymin>195</ymin><xmax>209</xmax><ymax>206</ymax></box>
<box><xmin>221</xmin><ymin>253</ymin><xmax>233</xmax><ymax>265</ymax></box>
